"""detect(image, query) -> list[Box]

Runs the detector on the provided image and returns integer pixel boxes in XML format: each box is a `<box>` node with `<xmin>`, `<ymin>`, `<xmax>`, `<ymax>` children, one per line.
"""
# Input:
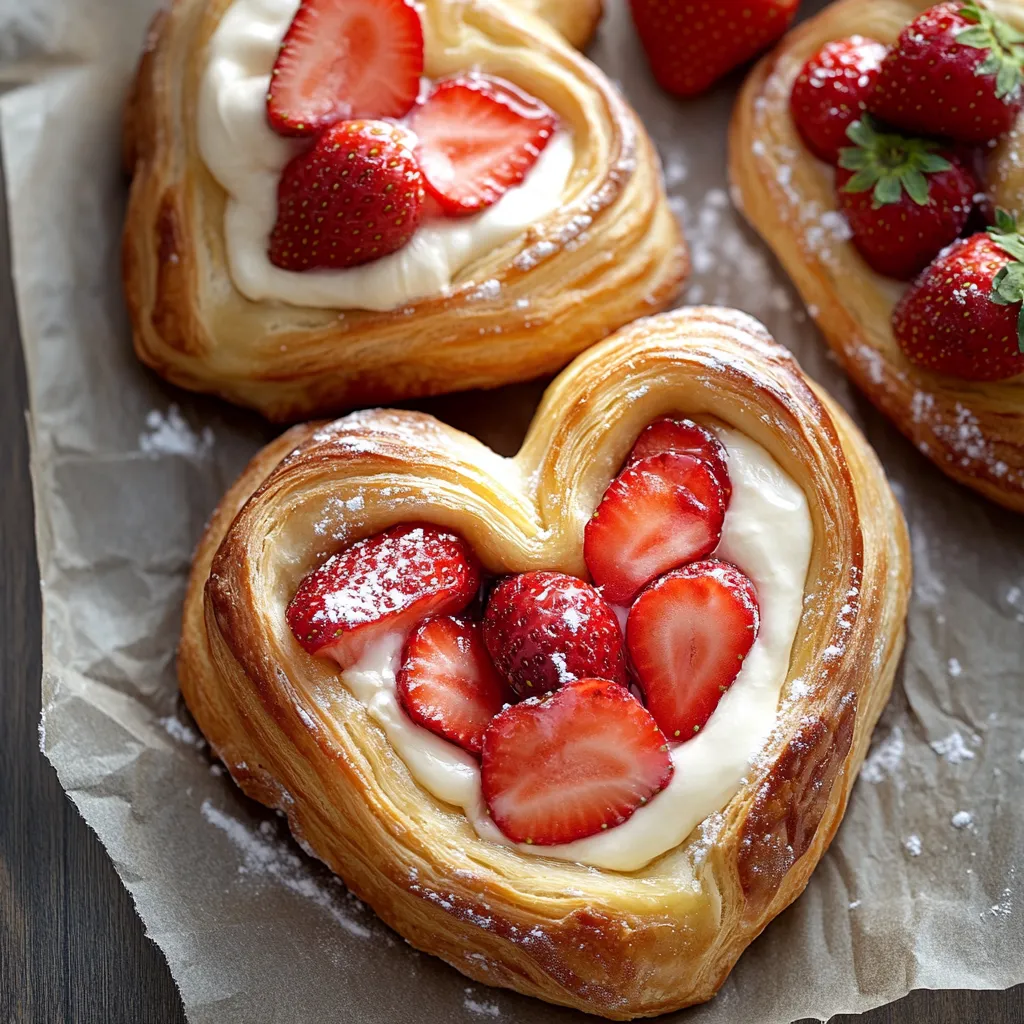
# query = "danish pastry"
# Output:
<box><xmin>122</xmin><ymin>0</ymin><xmax>685</xmax><ymax>422</ymax></box>
<box><xmin>730</xmin><ymin>0</ymin><xmax>1024</xmax><ymax>513</ymax></box>
<box><xmin>179</xmin><ymin>307</ymin><xmax>910</xmax><ymax>1019</ymax></box>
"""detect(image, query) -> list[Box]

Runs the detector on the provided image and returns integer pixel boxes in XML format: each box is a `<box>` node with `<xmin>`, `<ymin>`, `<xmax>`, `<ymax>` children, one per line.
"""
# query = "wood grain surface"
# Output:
<box><xmin>0</xmin><ymin>162</ymin><xmax>1021</xmax><ymax>1024</ymax></box>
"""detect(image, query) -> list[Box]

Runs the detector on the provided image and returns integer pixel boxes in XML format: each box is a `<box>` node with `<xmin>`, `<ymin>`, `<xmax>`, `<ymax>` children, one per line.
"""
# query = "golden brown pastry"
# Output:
<box><xmin>122</xmin><ymin>0</ymin><xmax>684</xmax><ymax>423</ymax></box>
<box><xmin>179</xmin><ymin>307</ymin><xmax>910</xmax><ymax>1019</ymax></box>
<box><xmin>516</xmin><ymin>0</ymin><xmax>604</xmax><ymax>48</ymax></box>
<box><xmin>729</xmin><ymin>0</ymin><xmax>1024</xmax><ymax>513</ymax></box>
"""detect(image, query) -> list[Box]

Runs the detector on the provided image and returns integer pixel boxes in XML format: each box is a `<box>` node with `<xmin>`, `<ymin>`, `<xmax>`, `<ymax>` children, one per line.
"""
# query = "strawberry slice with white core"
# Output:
<box><xmin>626</xmin><ymin>560</ymin><xmax>759</xmax><ymax>741</ymax></box>
<box><xmin>410</xmin><ymin>74</ymin><xmax>558</xmax><ymax>217</ymax></box>
<box><xmin>267</xmin><ymin>0</ymin><xmax>424</xmax><ymax>138</ymax></box>
<box><xmin>626</xmin><ymin>417</ymin><xmax>732</xmax><ymax>503</ymax></box>
<box><xmin>286</xmin><ymin>523</ymin><xmax>480</xmax><ymax>670</ymax></box>
<box><xmin>481</xmin><ymin>679</ymin><xmax>673</xmax><ymax>846</ymax></box>
<box><xmin>396</xmin><ymin>616</ymin><xmax>512</xmax><ymax>754</ymax></box>
<box><xmin>584</xmin><ymin>452</ymin><xmax>726</xmax><ymax>605</ymax></box>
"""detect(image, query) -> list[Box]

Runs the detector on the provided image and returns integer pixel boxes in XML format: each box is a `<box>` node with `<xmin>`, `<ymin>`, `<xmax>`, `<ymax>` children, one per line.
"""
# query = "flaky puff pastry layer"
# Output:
<box><xmin>730</xmin><ymin>0</ymin><xmax>1024</xmax><ymax>513</ymax></box>
<box><xmin>517</xmin><ymin>0</ymin><xmax>604</xmax><ymax>48</ymax></box>
<box><xmin>122</xmin><ymin>0</ymin><xmax>684</xmax><ymax>422</ymax></box>
<box><xmin>179</xmin><ymin>307</ymin><xmax>910</xmax><ymax>1019</ymax></box>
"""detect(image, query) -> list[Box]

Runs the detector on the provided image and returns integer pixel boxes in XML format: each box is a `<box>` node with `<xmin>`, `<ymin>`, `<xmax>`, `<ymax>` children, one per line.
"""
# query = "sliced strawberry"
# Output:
<box><xmin>286</xmin><ymin>523</ymin><xmax>480</xmax><ymax>670</ymax></box>
<box><xmin>626</xmin><ymin>561</ymin><xmax>759</xmax><ymax>741</ymax></box>
<box><xmin>482</xmin><ymin>571</ymin><xmax>626</xmax><ymax>699</ymax></box>
<box><xmin>396</xmin><ymin>617</ymin><xmax>512</xmax><ymax>754</ymax></box>
<box><xmin>269</xmin><ymin>120</ymin><xmax>424</xmax><ymax>271</ymax></box>
<box><xmin>267</xmin><ymin>0</ymin><xmax>424</xmax><ymax>137</ymax></box>
<box><xmin>481</xmin><ymin>679</ymin><xmax>673</xmax><ymax>845</ymax></box>
<box><xmin>626</xmin><ymin>417</ymin><xmax>732</xmax><ymax>503</ymax></box>
<box><xmin>409</xmin><ymin>74</ymin><xmax>558</xmax><ymax>217</ymax></box>
<box><xmin>584</xmin><ymin>453</ymin><xmax>726</xmax><ymax>606</ymax></box>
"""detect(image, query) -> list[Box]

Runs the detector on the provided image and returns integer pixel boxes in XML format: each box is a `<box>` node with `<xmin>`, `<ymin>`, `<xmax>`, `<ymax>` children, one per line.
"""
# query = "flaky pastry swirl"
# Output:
<box><xmin>729</xmin><ymin>0</ymin><xmax>1024</xmax><ymax>513</ymax></box>
<box><xmin>122</xmin><ymin>0</ymin><xmax>685</xmax><ymax>422</ymax></box>
<box><xmin>179</xmin><ymin>307</ymin><xmax>910</xmax><ymax>1019</ymax></box>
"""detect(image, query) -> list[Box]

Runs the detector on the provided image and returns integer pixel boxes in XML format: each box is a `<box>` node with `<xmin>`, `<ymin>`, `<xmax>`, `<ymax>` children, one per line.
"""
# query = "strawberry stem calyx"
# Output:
<box><xmin>988</xmin><ymin>208</ymin><xmax>1024</xmax><ymax>352</ymax></box>
<box><xmin>957</xmin><ymin>2</ymin><xmax>1024</xmax><ymax>101</ymax></box>
<box><xmin>838</xmin><ymin>117</ymin><xmax>952</xmax><ymax>208</ymax></box>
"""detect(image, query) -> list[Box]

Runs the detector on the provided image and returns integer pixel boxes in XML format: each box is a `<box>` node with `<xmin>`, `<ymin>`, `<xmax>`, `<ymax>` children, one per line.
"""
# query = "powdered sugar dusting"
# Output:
<box><xmin>463</xmin><ymin>989</ymin><xmax>501</xmax><ymax>1017</ymax></box>
<box><xmin>861</xmin><ymin>726</ymin><xmax>904</xmax><ymax>784</ymax></box>
<box><xmin>139</xmin><ymin>406</ymin><xmax>214</xmax><ymax>458</ymax></box>
<box><xmin>930</xmin><ymin>731</ymin><xmax>977</xmax><ymax>765</ymax></box>
<box><xmin>159</xmin><ymin>713</ymin><xmax>206</xmax><ymax>750</ymax></box>
<box><xmin>200</xmin><ymin>799</ymin><xmax>371</xmax><ymax>938</ymax></box>
<box><xmin>951</xmin><ymin>810</ymin><xmax>975</xmax><ymax>831</ymax></box>
<box><xmin>674</xmin><ymin>189</ymin><xmax>794</xmax><ymax>313</ymax></box>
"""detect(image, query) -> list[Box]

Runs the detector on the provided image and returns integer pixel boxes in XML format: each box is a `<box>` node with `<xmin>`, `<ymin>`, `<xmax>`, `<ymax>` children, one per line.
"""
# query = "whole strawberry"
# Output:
<box><xmin>482</xmin><ymin>571</ymin><xmax>626</xmax><ymax>698</ymax></box>
<box><xmin>629</xmin><ymin>0</ymin><xmax>799</xmax><ymax>98</ymax></box>
<box><xmin>835</xmin><ymin>117</ymin><xmax>976</xmax><ymax>280</ymax></box>
<box><xmin>790</xmin><ymin>36</ymin><xmax>888</xmax><ymax>164</ymax></box>
<box><xmin>893</xmin><ymin>209</ymin><xmax>1024</xmax><ymax>381</ymax></box>
<box><xmin>867</xmin><ymin>1</ymin><xmax>1024</xmax><ymax>144</ymax></box>
<box><xmin>269</xmin><ymin>120</ymin><xmax>424</xmax><ymax>271</ymax></box>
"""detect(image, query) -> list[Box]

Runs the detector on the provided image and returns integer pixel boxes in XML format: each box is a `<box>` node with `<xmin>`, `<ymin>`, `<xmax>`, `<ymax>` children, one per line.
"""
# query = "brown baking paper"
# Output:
<box><xmin>4</xmin><ymin>0</ymin><xmax>1022</xmax><ymax>1020</ymax></box>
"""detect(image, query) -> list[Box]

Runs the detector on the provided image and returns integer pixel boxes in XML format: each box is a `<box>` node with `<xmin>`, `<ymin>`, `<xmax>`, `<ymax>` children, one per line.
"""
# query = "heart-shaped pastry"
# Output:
<box><xmin>122</xmin><ymin>0</ymin><xmax>685</xmax><ymax>421</ymax></box>
<box><xmin>729</xmin><ymin>0</ymin><xmax>1024</xmax><ymax>513</ymax></box>
<box><xmin>180</xmin><ymin>307</ymin><xmax>910</xmax><ymax>1018</ymax></box>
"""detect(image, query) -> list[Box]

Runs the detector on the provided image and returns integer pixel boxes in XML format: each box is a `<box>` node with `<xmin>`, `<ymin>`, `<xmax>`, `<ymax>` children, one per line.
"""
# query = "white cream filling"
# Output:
<box><xmin>329</xmin><ymin>429</ymin><xmax>813</xmax><ymax>873</ymax></box>
<box><xmin>196</xmin><ymin>0</ymin><xmax>574</xmax><ymax>312</ymax></box>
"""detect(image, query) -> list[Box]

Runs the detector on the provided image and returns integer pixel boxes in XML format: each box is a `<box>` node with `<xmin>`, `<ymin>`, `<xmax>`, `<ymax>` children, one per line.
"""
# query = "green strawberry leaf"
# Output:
<box><xmin>996</xmin><ymin>207</ymin><xmax>1018</xmax><ymax>233</ymax></box>
<box><xmin>918</xmin><ymin>153</ymin><xmax>954</xmax><ymax>173</ymax></box>
<box><xmin>987</xmin><ymin>210</ymin><xmax>1024</xmax><ymax>350</ymax></box>
<box><xmin>840</xmin><ymin>117</ymin><xmax>953</xmax><ymax>207</ymax></box>
<box><xmin>845</xmin><ymin>118</ymin><xmax>876</xmax><ymax>149</ymax></box>
<box><xmin>874</xmin><ymin>174</ymin><xmax>904</xmax><ymax>205</ymax></box>
<box><xmin>958</xmin><ymin>25</ymin><xmax>995</xmax><ymax>46</ymax></box>
<box><xmin>843</xmin><ymin>166</ymin><xmax>883</xmax><ymax>194</ymax></box>
<box><xmin>837</xmin><ymin>147</ymin><xmax>871</xmax><ymax>171</ymax></box>
<box><xmin>900</xmin><ymin>169</ymin><xmax>929</xmax><ymax>205</ymax></box>
<box><xmin>956</xmin><ymin>2</ymin><xmax>1024</xmax><ymax>100</ymax></box>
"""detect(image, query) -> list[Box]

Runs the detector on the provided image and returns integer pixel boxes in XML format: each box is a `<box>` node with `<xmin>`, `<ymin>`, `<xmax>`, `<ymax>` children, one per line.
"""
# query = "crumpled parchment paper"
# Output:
<box><xmin>3</xmin><ymin>0</ymin><xmax>1022</xmax><ymax>1020</ymax></box>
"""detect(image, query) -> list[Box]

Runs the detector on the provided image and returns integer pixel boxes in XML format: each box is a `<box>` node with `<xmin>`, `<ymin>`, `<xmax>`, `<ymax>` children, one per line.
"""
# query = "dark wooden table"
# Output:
<box><xmin>0</xmin><ymin>174</ymin><xmax>1021</xmax><ymax>1024</ymax></box>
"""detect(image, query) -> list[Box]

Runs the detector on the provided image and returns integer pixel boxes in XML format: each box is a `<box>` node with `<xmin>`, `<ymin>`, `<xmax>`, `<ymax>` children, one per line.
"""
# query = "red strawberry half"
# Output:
<box><xmin>481</xmin><ymin>678</ymin><xmax>673</xmax><ymax>845</ymax></box>
<box><xmin>626</xmin><ymin>561</ymin><xmax>759</xmax><ymax>741</ymax></box>
<box><xmin>789</xmin><ymin>36</ymin><xmax>888</xmax><ymax>165</ymax></box>
<box><xmin>584</xmin><ymin>453</ymin><xmax>726</xmax><ymax>605</ymax></box>
<box><xmin>626</xmin><ymin>417</ymin><xmax>732</xmax><ymax>503</ymax></box>
<box><xmin>892</xmin><ymin>210</ymin><xmax>1024</xmax><ymax>381</ymax></box>
<box><xmin>286</xmin><ymin>523</ymin><xmax>480</xmax><ymax>670</ymax></box>
<box><xmin>629</xmin><ymin>0</ymin><xmax>800</xmax><ymax>98</ymax></box>
<box><xmin>836</xmin><ymin>117</ymin><xmax>976</xmax><ymax>280</ymax></box>
<box><xmin>867</xmin><ymin>0</ymin><xmax>1024</xmax><ymax>145</ymax></box>
<box><xmin>396</xmin><ymin>616</ymin><xmax>512</xmax><ymax>754</ymax></box>
<box><xmin>410</xmin><ymin>74</ymin><xmax>557</xmax><ymax>217</ymax></box>
<box><xmin>482</xmin><ymin>571</ymin><xmax>626</xmax><ymax>698</ymax></box>
<box><xmin>269</xmin><ymin>120</ymin><xmax>424</xmax><ymax>271</ymax></box>
<box><xmin>267</xmin><ymin>0</ymin><xmax>424</xmax><ymax>137</ymax></box>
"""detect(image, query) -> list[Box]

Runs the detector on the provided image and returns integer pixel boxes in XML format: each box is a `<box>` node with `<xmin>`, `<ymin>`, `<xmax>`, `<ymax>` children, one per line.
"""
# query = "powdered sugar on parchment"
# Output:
<box><xmin>200</xmin><ymin>799</ymin><xmax>371</xmax><ymax>938</ymax></box>
<box><xmin>951</xmin><ymin>810</ymin><xmax>975</xmax><ymax>831</ymax></box>
<box><xmin>861</xmin><ymin>726</ymin><xmax>905</xmax><ymax>784</ymax></box>
<box><xmin>463</xmin><ymin>989</ymin><xmax>501</xmax><ymax>1017</ymax></box>
<box><xmin>139</xmin><ymin>405</ymin><xmax>214</xmax><ymax>458</ymax></box>
<box><xmin>930</xmin><ymin>731</ymin><xmax>977</xmax><ymax>765</ymax></box>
